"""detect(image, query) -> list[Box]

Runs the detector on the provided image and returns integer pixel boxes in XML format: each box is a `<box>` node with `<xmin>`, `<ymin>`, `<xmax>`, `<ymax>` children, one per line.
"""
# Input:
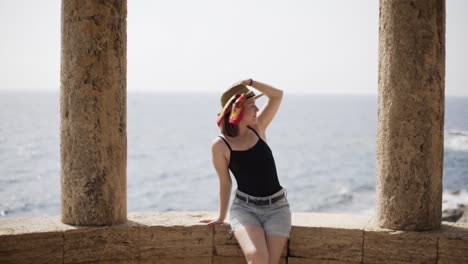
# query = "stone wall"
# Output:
<box><xmin>1</xmin><ymin>212</ymin><xmax>467</xmax><ymax>263</ymax></box>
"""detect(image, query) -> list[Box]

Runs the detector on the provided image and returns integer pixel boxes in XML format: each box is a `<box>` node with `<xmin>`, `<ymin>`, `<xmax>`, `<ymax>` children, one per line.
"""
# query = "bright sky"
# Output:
<box><xmin>0</xmin><ymin>0</ymin><xmax>466</xmax><ymax>95</ymax></box>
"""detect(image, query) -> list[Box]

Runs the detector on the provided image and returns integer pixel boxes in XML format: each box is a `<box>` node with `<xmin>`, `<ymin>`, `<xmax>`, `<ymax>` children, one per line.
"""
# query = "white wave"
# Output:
<box><xmin>445</xmin><ymin>129</ymin><xmax>468</xmax><ymax>152</ymax></box>
<box><xmin>442</xmin><ymin>189</ymin><xmax>468</xmax><ymax>210</ymax></box>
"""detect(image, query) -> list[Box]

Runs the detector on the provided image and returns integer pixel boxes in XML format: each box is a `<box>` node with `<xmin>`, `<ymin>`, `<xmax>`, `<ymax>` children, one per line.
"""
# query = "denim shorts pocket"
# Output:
<box><xmin>229</xmin><ymin>203</ymin><xmax>242</xmax><ymax>220</ymax></box>
<box><xmin>272</xmin><ymin>196</ymin><xmax>289</xmax><ymax>208</ymax></box>
<box><xmin>230</xmin><ymin>200</ymin><xmax>253</xmax><ymax>218</ymax></box>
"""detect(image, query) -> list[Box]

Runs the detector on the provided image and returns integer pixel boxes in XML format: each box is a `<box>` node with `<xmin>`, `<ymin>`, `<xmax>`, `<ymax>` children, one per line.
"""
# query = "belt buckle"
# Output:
<box><xmin>256</xmin><ymin>199</ymin><xmax>266</xmax><ymax>205</ymax></box>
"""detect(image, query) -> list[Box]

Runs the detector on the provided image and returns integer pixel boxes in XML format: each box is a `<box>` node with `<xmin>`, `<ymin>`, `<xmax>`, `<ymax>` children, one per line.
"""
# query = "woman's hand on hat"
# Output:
<box><xmin>199</xmin><ymin>217</ymin><xmax>226</xmax><ymax>225</ymax></box>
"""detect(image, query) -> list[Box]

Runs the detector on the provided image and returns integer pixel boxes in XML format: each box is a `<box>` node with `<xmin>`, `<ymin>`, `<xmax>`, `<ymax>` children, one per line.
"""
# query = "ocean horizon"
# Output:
<box><xmin>0</xmin><ymin>90</ymin><xmax>467</xmax><ymax>219</ymax></box>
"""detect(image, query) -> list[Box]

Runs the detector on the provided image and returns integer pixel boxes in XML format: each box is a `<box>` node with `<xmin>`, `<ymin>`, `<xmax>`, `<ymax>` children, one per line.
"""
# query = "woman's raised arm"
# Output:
<box><xmin>242</xmin><ymin>79</ymin><xmax>283</xmax><ymax>134</ymax></box>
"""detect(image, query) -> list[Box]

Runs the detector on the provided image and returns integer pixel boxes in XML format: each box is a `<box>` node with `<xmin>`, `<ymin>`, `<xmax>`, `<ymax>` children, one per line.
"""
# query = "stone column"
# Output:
<box><xmin>60</xmin><ymin>0</ymin><xmax>127</xmax><ymax>225</ymax></box>
<box><xmin>376</xmin><ymin>0</ymin><xmax>445</xmax><ymax>230</ymax></box>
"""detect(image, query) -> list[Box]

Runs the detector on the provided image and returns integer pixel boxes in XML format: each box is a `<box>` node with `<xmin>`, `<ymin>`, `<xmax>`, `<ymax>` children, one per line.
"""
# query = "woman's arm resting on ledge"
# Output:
<box><xmin>200</xmin><ymin>138</ymin><xmax>232</xmax><ymax>225</ymax></box>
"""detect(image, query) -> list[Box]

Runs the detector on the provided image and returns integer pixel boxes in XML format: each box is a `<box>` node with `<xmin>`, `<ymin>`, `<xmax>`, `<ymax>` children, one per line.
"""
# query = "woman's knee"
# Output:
<box><xmin>245</xmin><ymin>248</ymin><xmax>269</xmax><ymax>264</ymax></box>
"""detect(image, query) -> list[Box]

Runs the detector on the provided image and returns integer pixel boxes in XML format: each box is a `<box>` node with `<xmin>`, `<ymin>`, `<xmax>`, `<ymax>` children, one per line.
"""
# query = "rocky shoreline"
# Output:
<box><xmin>442</xmin><ymin>204</ymin><xmax>467</xmax><ymax>223</ymax></box>
<box><xmin>442</xmin><ymin>189</ymin><xmax>468</xmax><ymax>223</ymax></box>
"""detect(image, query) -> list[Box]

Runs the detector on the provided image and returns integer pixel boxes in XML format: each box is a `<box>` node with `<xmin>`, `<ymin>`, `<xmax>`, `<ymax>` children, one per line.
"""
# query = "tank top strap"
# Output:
<box><xmin>247</xmin><ymin>125</ymin><xmax>261</xmax><ymax>139</ymax></box>
<box><xmin>218</xmin><ymin>135</ymin><xmax>232</xmax><ymax>151</ymax></box>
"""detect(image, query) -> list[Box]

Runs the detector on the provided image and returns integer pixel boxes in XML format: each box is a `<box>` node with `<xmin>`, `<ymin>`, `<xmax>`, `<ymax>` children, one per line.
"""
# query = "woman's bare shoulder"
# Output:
<box><xmin>211</xmin><ymin>136</ymin><xmax>231</xmax><ymax>166</ymax></box>
<box><xmin>211</xmin><ymin>136</ymin><xmax>229</xmax><ymax>153</ymax></box>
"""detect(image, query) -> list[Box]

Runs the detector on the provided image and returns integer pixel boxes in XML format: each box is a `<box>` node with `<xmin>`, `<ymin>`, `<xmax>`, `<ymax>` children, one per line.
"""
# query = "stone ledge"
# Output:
<box><xmin>290</xmin><ymin>213</ymin><xmax>371</xmax><ymax>262</ymax></box>
<box><xmin>363</xmin><ymin>218</ymin><xmax>455</xmax><ymax>264</ymax></box>
<box><xmin>213</xmin><ymin>256</ymin><xmax>287</xmax><ymax>264</ymax></box>
<box><xmin>0</xmin><ymin>212</ymin><xmax>467</xmax><ymax>264</ymax></box>
<box><xmin>438</xmin><ymin>222</ymin><xmax>468</xmax><ymax>264</ymax></box>
<box><xmin>0</xmin><ymin>216</ymin><xmax>65</xmax><ymax>264</ymax></box>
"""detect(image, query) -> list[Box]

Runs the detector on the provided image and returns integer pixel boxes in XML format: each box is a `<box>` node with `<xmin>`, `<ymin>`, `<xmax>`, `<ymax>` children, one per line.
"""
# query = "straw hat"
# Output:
<box><xmin>216</xmin><ymin>84</ymin><xmax>264</xmax><ymax>127</ymax></box>
<box><xmin>220</xmin><ymin>84</ymin><xmax>264</xmax><ymax>107</ymax></box>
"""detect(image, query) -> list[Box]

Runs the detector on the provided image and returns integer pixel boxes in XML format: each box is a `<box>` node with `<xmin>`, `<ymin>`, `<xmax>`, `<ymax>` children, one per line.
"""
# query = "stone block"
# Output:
<box><xmin>0</xmin><ymin>216</ymin><xmax>63</xmax><ymax>264</ymax></box>
<box><xmin>129</xmin><ymin>212</ymin><xmax>214</xmax><ymax>259</ymax></box>
<box><xmin>213</xmin><ymin>256</ymin><xmax>286</xmax><ymax>264</ymax></box>
<box><xmin>76</xmin><ymin>260</ymin><xmax>139</xmax><ymax>264</ymax></box>
<box><xmin>140</xmin><ymin>256</ymin><xmax>211</xmax><ymax>264</ymax></box>
<box><xmin>213</xmin><ymin>256</ymin><xmax>245</xmax><ymax>264</ymax></box>
<box><xmin>128</xmin><ymin>211</ymin><xmax>218</xmax><ymax>228</ymax></box>
<box><xmin>289</xmin><ymin>213</ymin><xmax>370</xmax><ymax>262</ymax></box>
<box><xmin>362</xmin><ymin>219</ymin><xmax>445</xmax><ymax>263</ymax></box>
<box><xmin>438</xmin><ymin>222</ymin><xmax>468</xmax><ymax>264</ymax></box>
<box><xmin>288</xmin><ymin>257</ymin><xmax>360</xmax><ymax>264</ymax></box>
<box><xmin>47</xmin><ymin>216</ymin><xmax>139</xmax><ymax>263</ymax></box>
<box><xmin>214</xmin><ymin>223</ymin><xmax>243</xmax><ymax>256</ymax></box>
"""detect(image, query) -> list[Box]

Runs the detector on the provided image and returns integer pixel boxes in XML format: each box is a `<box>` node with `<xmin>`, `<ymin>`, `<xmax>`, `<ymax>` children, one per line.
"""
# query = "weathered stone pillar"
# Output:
<box><xmin>60</xmin><ymin>0</ymin><xmax>127</xmax><ymax>225</ymax></box>
<box><xmin>376</xmin><ymin>0</ymin><xmax>445</xmax><ymax>230</ymax></box>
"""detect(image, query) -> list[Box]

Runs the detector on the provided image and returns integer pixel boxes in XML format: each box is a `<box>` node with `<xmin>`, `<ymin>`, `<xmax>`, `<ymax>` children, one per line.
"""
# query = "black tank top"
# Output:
<box><xmin>218</xmin><ymin>126</ymin><xmax>282</xmax><ymax>197</ymax></box>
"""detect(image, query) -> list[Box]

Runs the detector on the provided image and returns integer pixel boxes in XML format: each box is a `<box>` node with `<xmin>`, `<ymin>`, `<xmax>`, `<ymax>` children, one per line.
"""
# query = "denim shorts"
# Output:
<box><xmin>229</xmin><ymin>187</ymin><xmax>292</xmax><ymax>238</ymax></box>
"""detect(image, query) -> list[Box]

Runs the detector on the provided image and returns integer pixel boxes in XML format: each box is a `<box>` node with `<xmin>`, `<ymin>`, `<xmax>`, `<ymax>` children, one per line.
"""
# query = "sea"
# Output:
<box><xmin>1</xmin><ymin>90</ymin><xmax>467</xmax><ymax>219</ymax></box>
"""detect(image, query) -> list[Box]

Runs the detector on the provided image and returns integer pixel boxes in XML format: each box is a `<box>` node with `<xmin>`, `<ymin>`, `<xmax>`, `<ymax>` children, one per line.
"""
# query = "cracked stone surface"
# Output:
<box><xmin>1</xmin><ymin>212</ymin><xmax>467</xmax><ymax>263</ymax></box>
<box><xmin>376</xmin><ymin>0</ymin><xmax>445</xmax><ymax>231</ymax></box>
<box><xmin>60</xmin><ymin>0</ymin><xmax>127</xmax><ymax>225</ymax></box>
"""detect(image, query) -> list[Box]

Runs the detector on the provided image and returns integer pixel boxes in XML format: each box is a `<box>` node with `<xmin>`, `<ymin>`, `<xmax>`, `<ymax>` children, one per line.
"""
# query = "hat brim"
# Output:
<box><xmin>253</xmin><ymin>93</ymin><xmax>264</xmax><ymax>100</ymax></box>
<box><xmin>216</xmin><ymin>93</ymin><xmax>264</xmax><ymax>117</ymax></box>
<box><xmin>247</xmin><ymin>93</ymin><xmax>264</xmax><ymax>101</ymax></box>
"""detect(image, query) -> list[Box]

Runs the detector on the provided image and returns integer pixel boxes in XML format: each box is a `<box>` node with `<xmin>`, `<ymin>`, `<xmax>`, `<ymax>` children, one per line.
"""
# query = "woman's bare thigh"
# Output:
<box><xmin>266</xmin><ymin>236</ymin><xmax>288</xmax><ymax>264</ymax></box>
<box><xmin>234</xmin><ymin>224</ymin><xmax>269</xmax><ymax>262</ymax></box>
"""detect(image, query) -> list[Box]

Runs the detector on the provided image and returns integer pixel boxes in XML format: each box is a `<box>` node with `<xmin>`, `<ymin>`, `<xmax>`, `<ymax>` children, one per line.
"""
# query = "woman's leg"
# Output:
<box><xmin>266</xmin><ymin>236</ymin><xmax>288</xmax><ymax>264</ymax></box>
<box><xmin>234</xmin><ymin>224</ymin><xmax>269</xmax><ymax>264</ymax></box>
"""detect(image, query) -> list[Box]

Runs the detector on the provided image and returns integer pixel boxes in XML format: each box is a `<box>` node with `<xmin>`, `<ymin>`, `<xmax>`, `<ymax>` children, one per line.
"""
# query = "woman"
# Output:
<box><xmin>200</xmin><ymin>79</ymin><xmax>291</xmax><ymax>264</ymax></box>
